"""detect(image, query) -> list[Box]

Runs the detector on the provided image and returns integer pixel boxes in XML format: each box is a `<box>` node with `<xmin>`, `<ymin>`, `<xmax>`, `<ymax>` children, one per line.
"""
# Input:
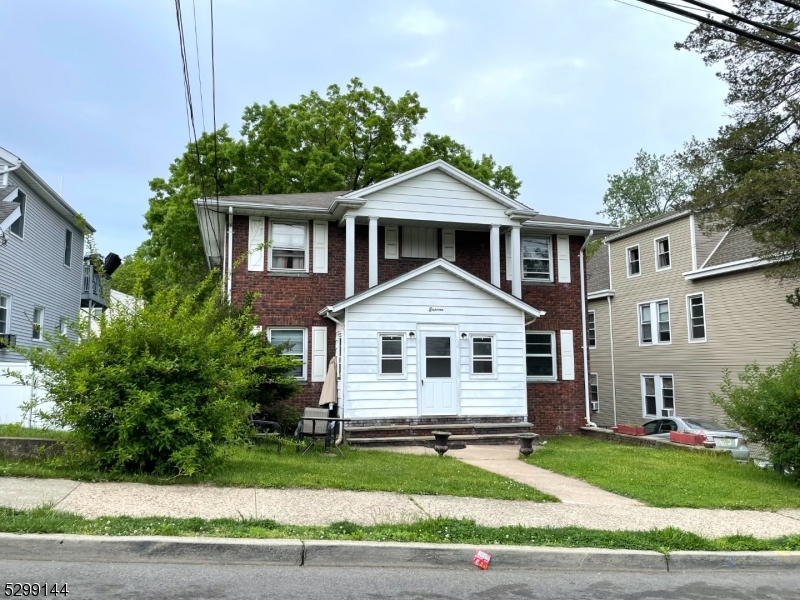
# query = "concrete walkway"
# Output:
<box><xmin>378</xmin><ymin>444</ymin><xmax>641</xmax><ymax>506</ymax></box>
<box><xmin>3</xmin><ymin>476</ymin><xmax>800</xmax><ymax>540</ymax></box>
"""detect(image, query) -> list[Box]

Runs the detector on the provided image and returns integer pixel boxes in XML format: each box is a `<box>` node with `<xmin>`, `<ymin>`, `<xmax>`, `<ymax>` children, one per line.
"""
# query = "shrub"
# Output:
<box><xmin>9</xmin><ymin>275</ymin><xmax>300</xmax><ymax>476</ymax></box>
<box><xmin>712</xmin><ymin>347</ymin><xmax>800</xmax><ymax>474</ymax></box>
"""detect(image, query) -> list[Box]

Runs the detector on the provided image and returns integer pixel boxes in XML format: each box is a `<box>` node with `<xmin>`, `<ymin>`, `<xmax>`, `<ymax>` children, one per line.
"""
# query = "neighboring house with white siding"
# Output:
<box><xmin>195</xmin><ymin>160</ymin><xmax>618</xmax><ymax>442</ymax></box>
<box><xmin>586</xmin><ymin>211</ymin><xmax>799</xmax><ymax>428</ymax></box>
<box><xmin>0</xmin><ymin>147</ymin><xmax>100</xmax><ymax>424</ymax></box>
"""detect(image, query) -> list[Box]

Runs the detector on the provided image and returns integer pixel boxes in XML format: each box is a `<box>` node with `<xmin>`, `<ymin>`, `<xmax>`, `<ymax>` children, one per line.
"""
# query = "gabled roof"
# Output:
<box><xmin>320</xmin><ymin>258</ymin><xmax>544</xmax><ymax>318</ymax></box>
<box><xmin>703</xmin><ymin>228</ymin><xmax>763</xmax><ymax>268</ymax></box>
<box><xmin>338</xmin><ymin>160</ymin><xmax>538</xmax><ymax>218</ymax></box>
<box><xmin>206</xmin><ymin>190</ymin><xmax>350</xmax><ymax>210</ymax></box>
<box><xmin>603</xmin><ymin>210</ymin><xmax>691</xmax><ymax>243</ymax></box>
<box><xmin>586</xmin><ymin>243</ymin><xmax>611</xmax><ymax>294</ymax></box>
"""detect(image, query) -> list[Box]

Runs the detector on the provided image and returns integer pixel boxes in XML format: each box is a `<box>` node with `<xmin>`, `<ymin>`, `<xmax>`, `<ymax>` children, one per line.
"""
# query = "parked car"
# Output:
<box><xmin>642</xmin><ymin>416</ymin><xmax>749</xmax><ymax>459</ymax></box>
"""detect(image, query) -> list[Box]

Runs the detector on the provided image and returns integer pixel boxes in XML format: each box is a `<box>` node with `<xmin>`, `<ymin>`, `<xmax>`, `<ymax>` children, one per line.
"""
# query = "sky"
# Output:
<box><xmin>1</xmin><ymin>0</ymin><xmax>734</xmax><ymax>257</ymax></box>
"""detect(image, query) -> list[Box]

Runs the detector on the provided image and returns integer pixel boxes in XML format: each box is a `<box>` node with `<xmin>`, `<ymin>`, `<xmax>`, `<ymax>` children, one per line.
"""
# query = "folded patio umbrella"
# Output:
<box><xmin>318</xmin><ymin>356</ymin><xmax>338</xmax><ymax>406</ymax></box>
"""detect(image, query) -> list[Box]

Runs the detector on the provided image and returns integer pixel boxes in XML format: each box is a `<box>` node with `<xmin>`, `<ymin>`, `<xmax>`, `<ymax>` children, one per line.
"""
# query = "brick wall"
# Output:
<box><xmin>231</xmin><ymin>216</ymin><xmax>589</xmax><ymax>432</ymax></box>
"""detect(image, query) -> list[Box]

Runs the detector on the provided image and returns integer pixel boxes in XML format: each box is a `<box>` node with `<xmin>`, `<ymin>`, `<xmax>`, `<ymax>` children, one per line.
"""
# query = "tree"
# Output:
<box><xmin>676</xmin><ymin>1</ymin><xmax>800</xmax><ymax>303</ymax></box>
<box><xmin>130</xmin><ymin>78</ymin><xmax>521</xmax><ymax>298</ymax></box>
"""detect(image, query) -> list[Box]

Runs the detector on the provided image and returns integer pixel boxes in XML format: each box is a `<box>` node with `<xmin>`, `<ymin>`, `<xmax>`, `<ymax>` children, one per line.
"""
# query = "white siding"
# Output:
<box><xmin>342</xmin><ymin>267</ymin><xmax>527</xmax><ymax>420</ymax></box>
<box><xmin>357</xmin><ymin>171</ymin><xmax>516</xmax><ymax>226</ymax></box>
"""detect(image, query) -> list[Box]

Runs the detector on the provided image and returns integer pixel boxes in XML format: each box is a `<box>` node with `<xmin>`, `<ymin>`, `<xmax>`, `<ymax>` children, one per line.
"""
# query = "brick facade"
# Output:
<box><xmin>231</xmin><ymin>216</ymin><xmax>589</xmax><ymax>435</ymax></box>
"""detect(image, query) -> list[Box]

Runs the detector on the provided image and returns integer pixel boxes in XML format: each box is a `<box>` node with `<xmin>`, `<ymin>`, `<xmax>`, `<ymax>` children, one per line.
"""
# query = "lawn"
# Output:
<box><xmin>3</xmin><ymin>506</ymin><xmax>800</xmax><ymax>553</ymax></box>
<box><xmin>0</xmin><ymin>442</ymin><xmax>555</xmax><ymax>502</ymax></box>
<box><xmin>527</xmin><ymin>436</ymin><xmax>800</xmax><ymax>510</ymax></box>
<box><xmin>0</xmin><ymin>424</ymin><xmax>70</xmax><ymax>440</ymax></box>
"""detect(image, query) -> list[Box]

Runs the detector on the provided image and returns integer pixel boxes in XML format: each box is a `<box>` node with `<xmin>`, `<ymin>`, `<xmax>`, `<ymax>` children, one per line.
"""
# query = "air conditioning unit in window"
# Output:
<box><xmin>590</xmin><ymin>401</ymin><xmax>599</xmax><ymax>412</ymax></box>
<box><xmin>661</xmin><ymin>408</ymin><xmax>675</xmax><ymax>417</ymax></box>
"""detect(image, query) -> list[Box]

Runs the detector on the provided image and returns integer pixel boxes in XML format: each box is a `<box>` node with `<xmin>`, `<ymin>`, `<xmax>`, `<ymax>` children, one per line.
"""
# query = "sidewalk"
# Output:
<box><xmin>3</xmin><ymin>475</ymin><xmax>800</xmax><ymax>539</ymax></box>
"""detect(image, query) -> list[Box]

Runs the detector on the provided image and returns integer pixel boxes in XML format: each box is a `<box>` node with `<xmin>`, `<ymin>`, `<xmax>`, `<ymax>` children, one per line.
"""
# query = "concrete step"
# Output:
<box><xmin>345</xmin><ymin>422</ymin><xmax>533</xmax><ymax>433</ymax></box>
<box><xmin>348</xmin><ymin>433</ymin><xmax>525</xmax><ymax>446</ymax></box>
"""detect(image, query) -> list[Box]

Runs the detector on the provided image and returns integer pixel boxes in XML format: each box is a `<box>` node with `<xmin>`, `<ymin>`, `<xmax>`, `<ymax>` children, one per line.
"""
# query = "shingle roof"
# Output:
<box><xmin>208</xmin><ymin>190</ymin><xmax>351</xmax><ymax>209</ymax></box>
<box><xmin>0</xmin><ymin>201</ymin><xmax>17</xmax><ymax>223</ymax></box>
<box><xmin>0</xmin><ymin>186</ymin><xmax>18</xmax><ymax>203</ymax></box>
<box><xmin>587</xmin><ymin>243</ymin><xmax>611</xmax><ymax>293</ymax></box>
<box><xmin>604</xmin><ymin>210</ymin><xmax>691</xmax><ymax>242</ymax></box>
<box><xmin>704</xmin><ymin>228</ymin><xmax>764</xmax><ymax>267</ymax></box>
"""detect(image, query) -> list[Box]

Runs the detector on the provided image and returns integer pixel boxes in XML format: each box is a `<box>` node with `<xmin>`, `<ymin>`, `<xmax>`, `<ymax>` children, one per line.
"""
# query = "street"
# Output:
<box><xmin>2</xmin><ymin>560</ymin><xmax>800</xmax><ymax>600</ymax></box>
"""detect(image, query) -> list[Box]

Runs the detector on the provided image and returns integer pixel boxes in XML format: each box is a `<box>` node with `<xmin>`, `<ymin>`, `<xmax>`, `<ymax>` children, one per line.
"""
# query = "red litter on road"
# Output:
<box><xmin>473</xmin><ymin>549</ymin><xmax>491</xmax><ymax>570</ymax></box>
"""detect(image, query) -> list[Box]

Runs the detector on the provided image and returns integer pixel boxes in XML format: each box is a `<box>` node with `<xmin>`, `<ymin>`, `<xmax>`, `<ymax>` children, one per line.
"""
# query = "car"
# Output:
<box><xmin>642</xmin><ymin>416</ymin><xmax>749</xmax><ymax>458</ymax></box>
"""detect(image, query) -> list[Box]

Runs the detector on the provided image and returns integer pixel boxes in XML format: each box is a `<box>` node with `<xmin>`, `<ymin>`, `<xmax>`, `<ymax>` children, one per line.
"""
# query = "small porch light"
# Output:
<box><xmin>461</xmin><ymin>333</ymin><xmax>468</xmax><ymax>339</ymax></box>
<box><xmin>408</xmin><ymin>332</ymin><xmax>415</xmax><ymax>338</ymax></box>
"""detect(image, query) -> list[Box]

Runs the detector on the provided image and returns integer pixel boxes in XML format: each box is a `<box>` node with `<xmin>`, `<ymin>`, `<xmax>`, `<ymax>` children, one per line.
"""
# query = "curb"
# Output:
<box><xmin>2</xmin><ymin>534</ymin><xmax>800</xmax><ymax>571</ymax></box>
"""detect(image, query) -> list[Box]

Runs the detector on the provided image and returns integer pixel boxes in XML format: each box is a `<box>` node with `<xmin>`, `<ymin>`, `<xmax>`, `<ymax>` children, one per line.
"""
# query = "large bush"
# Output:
<box><xmin>712</xmin><ymin>347</ymin><xmax>800</xmax><ymax>474</ymax></box>
<box><xmin>14</xmin><ymin>277</ymin><xmax>299</xmax><ymax>476</ymax></box>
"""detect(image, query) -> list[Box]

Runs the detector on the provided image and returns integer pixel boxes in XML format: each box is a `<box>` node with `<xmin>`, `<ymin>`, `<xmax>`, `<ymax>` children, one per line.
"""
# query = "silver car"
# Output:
<box><xmin>642</xmin><ymin>416</ymin><xmax>749</xmax><ymax>457</ymax></box>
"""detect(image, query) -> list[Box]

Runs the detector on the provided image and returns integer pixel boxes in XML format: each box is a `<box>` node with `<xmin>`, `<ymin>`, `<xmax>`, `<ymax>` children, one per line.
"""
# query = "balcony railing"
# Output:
<box><xmin>81</xmin><ymin>262</ymin><xmax>109</xmax><ymax>309</ymax></box>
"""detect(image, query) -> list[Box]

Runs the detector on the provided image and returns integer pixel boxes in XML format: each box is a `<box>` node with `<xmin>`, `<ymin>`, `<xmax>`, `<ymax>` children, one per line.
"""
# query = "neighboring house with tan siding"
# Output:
<box><xmin>586</xmin><ymin>211</ymin><xmax>799</xmax><ymax>428</ymax></box>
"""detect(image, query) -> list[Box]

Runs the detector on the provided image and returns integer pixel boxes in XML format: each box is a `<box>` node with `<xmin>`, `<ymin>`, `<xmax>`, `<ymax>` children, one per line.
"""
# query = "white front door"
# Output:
<box><xmin>419</xmin><ymin>331</ymin><xmax>458</xmax><ymax>416</ymax></box>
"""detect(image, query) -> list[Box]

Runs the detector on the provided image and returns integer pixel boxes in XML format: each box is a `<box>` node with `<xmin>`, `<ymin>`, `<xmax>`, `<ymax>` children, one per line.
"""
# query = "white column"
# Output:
<box><xmin>368</xmin><ymin>216</ymin><xmax>378</xmax><ymax>288</ymax></box>
<box><xmin>510</xmin><ymin>224</ymin><xmax>522</xmax><ymax>299</ymax></box>
<box><xmin>489</xmin><ymin>225</ymin><xmax>501</xmax><ymax>288</ymax></box>
<box><xmin>345</xmin><ymin>215</ymin><xmax>356</xmax><ymax>298</ymax></box>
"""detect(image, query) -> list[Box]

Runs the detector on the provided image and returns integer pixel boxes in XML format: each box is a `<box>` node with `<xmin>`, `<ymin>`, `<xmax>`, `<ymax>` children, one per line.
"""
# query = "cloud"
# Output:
<box><xmin>396</xmin><ymin>7</ymin><xmax>447</xmax><ymax>36</ymax></box>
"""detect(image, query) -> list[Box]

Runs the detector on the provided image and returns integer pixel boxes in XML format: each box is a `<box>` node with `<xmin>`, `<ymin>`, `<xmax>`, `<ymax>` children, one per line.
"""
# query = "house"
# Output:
<box><xmin>195</xmin><ymin>160</ymin><xmax>617</xmax><ymax>441</ymax></box>
<box><xmin>0</xmin><ymin>147</ymin><xmax>104</xmax><ymax>424</ymax></box>
<box><xmin>586</xmin><ymin>211</ymin><xmax>799</xmax><ymax>428</ymax></box>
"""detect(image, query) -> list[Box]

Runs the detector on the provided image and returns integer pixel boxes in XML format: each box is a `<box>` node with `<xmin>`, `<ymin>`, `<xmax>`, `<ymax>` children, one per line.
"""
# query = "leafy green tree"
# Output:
<box><xmin>712</xmin><ymin>347</ymin><xmax>800</xmax><ymax>475</ymax></box>
<box><xmin>131</xmin><ymin>78</ymin><xmax>521</xmax><ymax>297</ymax></box>
<box><xmin>677</xmin><ymin>1</ymin><xmax>800</xmax><ymax>302</ymax></box>
<box><xmin>10</xmin><ymin>273</ymin><xmax>300</xmax><ymax>476</ymax></box>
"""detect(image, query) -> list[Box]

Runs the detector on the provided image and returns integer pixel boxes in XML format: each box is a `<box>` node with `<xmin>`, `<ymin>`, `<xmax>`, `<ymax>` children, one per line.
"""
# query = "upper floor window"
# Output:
<box><xmin>379</xmin><ymin>334</ymin><xmax>404</xmax><ymax>376</ymax></box>
<box><xmin>268</xmin><ymin>328</ymin><xmax>306</xmax><ymax>379</ymax></box>
<box><xmin>8</xmin><ymin>191</ymin><xmax>26</xmax><ymax>238</ymax></box>
<box><xmin>526</xmin><ymin>331</ymin><xmax>556</xmax><ymax>379</ymax></box>
<box><xmin>270</xmin><ymin>222</ymin><xmax>307</xmax><ymax>271</ymax></box>
<box><xmin>64</xmin><ymin>229</ymin><xmax>73</xmax><ymax>267</ymax></box>
<box><xmin>522</xmin><ymin>236</ymin><xmax>553</xmax><ymax>281</ymax></box>
<box><xmin>0</xmin><ymin>294</ymin><xmax>9</xmax><ymax>334</ymax></box>
<box><xmin>402</xmin><ymin>227</ymin><xmax>437</xmax><ymax>259</ymax></box>
<box><xmin>587</xmin><ymin>310</ymin><xmax>596</xmax><ymax>348</ymax></box>
<box><xmin>59</xmin><ymin>317</ymin><xmax>69</xmax><ymax>335</ymax></box>
<box><xmin>655</xmin><ymin>236</ymin><xmax>671</xmax><ymax>270</ymax></box>
<box><xmin>471</xmin><ymin>335</ymin><xmax>495</xmax><ymax>375</ymax></box>
<box><xmin>627</xmin><ymin>245</ymin><xmax>640</xmax><ymax>277</ymax></box>
<box><xmin>639</xmin><ymin>300</ymin><xmax>671</xmax><ymax>345</ymax></box>
<box><xmin>687</xmin><ymin>293</ymin><xmax>706</xmax><ymax>342</ymax></box>
<box><xmin>32</xmin><ymin>307</ymin><xmax>44</xmax><ymax>341</ymax></box>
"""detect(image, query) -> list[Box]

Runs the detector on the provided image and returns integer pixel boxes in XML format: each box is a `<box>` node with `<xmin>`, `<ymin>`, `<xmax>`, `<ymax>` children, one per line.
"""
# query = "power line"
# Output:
<box><xmin>210</xmin><ymin>0</ymin><xmax>223</xmax><ymax>261</ymax></box>
<box><xmin>191</xmin><ymin>0</ymin><xmax>207</xmax><ymax>132</ymax></box>
<box><xmin>678</xmin><ymin>0</ymin><xmax>800</xmax><ymax>45</ymax></box>
<box><xmin>613</xmin><ymin>0</ymin><xmax>696</xmax><ymax>25</ymax></box>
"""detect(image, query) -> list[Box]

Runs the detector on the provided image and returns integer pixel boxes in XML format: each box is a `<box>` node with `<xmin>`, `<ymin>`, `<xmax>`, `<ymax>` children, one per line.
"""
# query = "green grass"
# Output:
<box><xmin>0</xmin><ymin>424</ymin><xmax>71</xmax><ymax>440</ymax></box>
<box><xmin>528</xmin><ymin>436</ymin><xmax>800</xmax><ymax>510</ymax></box>
<box><xmin>0</xmin><ymin>443</ymin><xmax>555</xmax><ymax>502</ymax></box>
<box><xmin>2</xmin><ymin>506</ymin><xmax>799</xmax><ymax>554</ymax></box>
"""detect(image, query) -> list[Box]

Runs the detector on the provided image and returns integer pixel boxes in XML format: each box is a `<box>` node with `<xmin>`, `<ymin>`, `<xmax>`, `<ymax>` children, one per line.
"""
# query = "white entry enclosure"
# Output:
<box><xmin>419</xmin><ymin>330</ymin><xmax>458</xmax><ymax>415</ymax></box>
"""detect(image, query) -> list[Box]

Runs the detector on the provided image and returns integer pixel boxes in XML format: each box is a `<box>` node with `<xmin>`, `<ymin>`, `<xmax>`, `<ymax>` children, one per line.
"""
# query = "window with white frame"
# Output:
<box><xmin>522</xmin><ymin>237</ymin><xmax>553</xmax><ymax>280</ymax></box>
<box><xmin>627</xmin><ymin>245</ymin><xmax>640</xmax><ymax>277</ymax></box>
<box><xmin>655</xmin><ymin>236</ymin><xmax>671</xmax><ymax>270</ymax></box>
<box><xmin>587</xmin><ymin>311</ymin><xmax>596</xmax><ymax>348</ymax></box>
<box><xmin>642</xmin><ymin>375</ymin><xmax>675</xmax><ymax>417</ymax></box>
<box><xmin>379</xmin><ymin>334</ymin><xmax>404</xmax><ymax>376</ymax></box>
<box><xmin>590</xmin><ymin>373</ymin><xmax>599</xmax><ymax>411</ymax></box>
<box><xmin>525</xmin><ymin>331</ymin><xmax>556</xmax><ymax>379</ymax></box>
<box><xmin>471</xmin><ymin>335</ymin><xmax>494</xmax><ymax>375</ymax></box>
<box><xmin>0</xmin><ymin>294</ymin><xmax>9</xmax><ymax>334</ymax></box>
<box><xmin>639</xmin><ymin>300</ymin><xmax>670</xmax><ymax>344</ymax></box>
<box><xmin>64</xmin><ymin>229</ymin><xmax>73</xmax><ymax>267</ymax></box>
<box><xmin>59</xmin><ymin>317</ymin><xmax>68</xmax><ymax>335</ymax></box>
<box><xmin>687</xmin><ymin>294</ymin><xmax>706</xmax><ymax>342</ymax></box>
<box><xmin>268</xmin><ymin>328</ymin><xmax>306</xmax><ymax>379</ymax></box>
<box><xmin>32</xmin><ymin>307</ymin><xmax>44</xmax><ymax>341</ymax></box>
<box><xmin>269</xmin><ymin>222</ymin><xmax>307</xmax><ymax>271</ymax></box>
<box><xmin>8</xmin><ymin>192</ymin><xmax>25</xmax><ymax>238</ymax></box>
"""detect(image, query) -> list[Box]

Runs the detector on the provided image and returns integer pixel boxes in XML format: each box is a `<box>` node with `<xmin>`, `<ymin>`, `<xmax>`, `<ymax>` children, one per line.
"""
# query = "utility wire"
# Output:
<box><xmin>678</xmin><ymin>0</ymin><xmax>800</xmax><ymax>45</ymax></box>
<box><xmin>613</xmin><ymin>0</ymin><xmax>697</xmax><ymax>25</ymax></box>
<box><xmin>191</xmin><ymin>0</ymin><xmax>207</xmax><ymax>132</ymax></box>
<box><xmin>210</xmin><ymin>0</ymin><xmax>223</xmax><ymax>261</ymax></box>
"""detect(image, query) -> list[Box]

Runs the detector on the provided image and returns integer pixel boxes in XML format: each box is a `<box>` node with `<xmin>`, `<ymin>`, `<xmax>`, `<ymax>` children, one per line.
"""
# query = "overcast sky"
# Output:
<box><xmin>1</xmin><ymin>1</ymin><xmax>733</xmax><ymax>257</ymax></box>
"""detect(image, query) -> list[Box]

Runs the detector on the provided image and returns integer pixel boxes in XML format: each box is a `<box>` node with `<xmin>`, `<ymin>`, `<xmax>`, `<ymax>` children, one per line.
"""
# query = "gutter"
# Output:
<box><xmin>683</xmin><ymin>257</ymin><xmax>771</xmax><ymax>280</ymax></box>
<box><xmin>579</xmin><ymin>230</ymin><xmax>597</xmax><ymax>428</ymax></box>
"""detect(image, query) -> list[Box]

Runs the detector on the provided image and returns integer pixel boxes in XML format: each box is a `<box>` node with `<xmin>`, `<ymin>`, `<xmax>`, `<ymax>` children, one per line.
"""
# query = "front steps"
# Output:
<box><xmin>345</xmin><ymin>419</ymin><xmax>534</xmax><ymax>446</ymax></box>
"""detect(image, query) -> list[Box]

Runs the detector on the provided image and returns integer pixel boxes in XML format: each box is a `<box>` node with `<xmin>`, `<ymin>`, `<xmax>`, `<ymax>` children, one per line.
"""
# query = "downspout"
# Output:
<box><xmin>226</xmin><ymin>207</ymin><xmax>233</xmax><ymax>301</ymax></box>
<box><xmin>579</xmin><ymin>230</ymin><xmax>596</xmax><ymax>427</ymax></box>
<box><xmin>608</xmin><ymin>295</ymin><xmax>618</xmax><ymax>427</ymax></box>
<box><xmin>323</xmin><ymin>310</ymin><xmax>346</xmax><ymax>445</ymax></box>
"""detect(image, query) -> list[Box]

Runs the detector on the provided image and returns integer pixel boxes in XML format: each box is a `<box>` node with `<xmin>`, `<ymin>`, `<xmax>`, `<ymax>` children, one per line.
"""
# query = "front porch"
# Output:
<box><xmin>345</xmin><ymin>416</ymin><xmax>535</xmax><ymax>446</ymax></box>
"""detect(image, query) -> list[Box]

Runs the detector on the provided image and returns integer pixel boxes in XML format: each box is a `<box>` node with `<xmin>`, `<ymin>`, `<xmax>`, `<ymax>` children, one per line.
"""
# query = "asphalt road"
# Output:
<box><xmin>3</xmin><ymin>561</ymin><xmax>800</xmax><ymax>600</ymax></box>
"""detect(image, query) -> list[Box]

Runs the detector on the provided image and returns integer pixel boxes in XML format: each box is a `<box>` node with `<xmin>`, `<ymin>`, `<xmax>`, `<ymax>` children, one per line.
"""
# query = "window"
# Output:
<box><xmin>425</xmin><ymin>336</ymin><xmax>452</xmax><ymax>378</ymax></box>
<box><xmin>402</xmin><ymin>227</ymin><xmax>437</xmax><ymax>258</ymax></box>
<box><xmin>590</xmin><ymin>373</ymin><xmax>599</xmax><ymax>411</ymax></box>
<box><xmin>639</xmin><ymin>300</ymin><xmax>670</xmax><ymax>345</ymax></box>
<box><xmin>268</xmin><ymin>328</ymin><xmax>306</xmax><ymax>379</ymax></box>
<box><xmin>687</xmin><ymin>294</ymin><xmax>706</xmax><ymax>342</ymax></box>
<box><xmin>32</xmin><ymin>307</ymin><xmax>44</xmax><ymax>341</ymax></box>
<box><xmin>8</xmin><ymin>191</ymin><xmax>25</xmax><ymax>237</ymax></box>
<box><xmin>59</xmin><ymin>317</ymin><xmax>68</xmax><ymax>335</ymax></box>
<box><xmin>379</xmin><ymin>334</ymin><xmax>404</xmax><ymax>376</ymax></box>
<box><xmin>471</xmin><ymin>335</ymin><xmax>494</xmax><ymax>375</ymax></box>
<box><xmin>270</xmin><ymin>222</ymin><xmax>307</xmax><ymax>271</ymax></box>
<box><xmin>587</xmin><ymin>311</ymin><xmax>596</xmax><ymax>348</ymax></box>
<box><xmin>655</xmin><ymin>236</ymin><xmax>671</xmax><ymax>270</ymax></box>
<box><xmin>526</xmin><ymin>331</ymin><xmax>556</xmax><ymax>379</ymax></box>
<box><xmin>522</xmin><ymin>236</ymin><xmax>552</xmax><ymax>280</ymax></box>
<box><xmin>642</xmin><ymin>375</ymin><xmax>675</xmax><ymax>417</ymax></box>
<box><xmin>64</xmin><ymin>229</ymin><xmax>73</xmax><ymax>267</ymax></box>
<box><xmin>627</xmin><ymin>245</ymin><xmax>640</xmax><ymax>277</ymax></box>
<box><xmin>0</xmin><ymin>294</ymin><xmax>8</xmax><ymax>334</ymax></box>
